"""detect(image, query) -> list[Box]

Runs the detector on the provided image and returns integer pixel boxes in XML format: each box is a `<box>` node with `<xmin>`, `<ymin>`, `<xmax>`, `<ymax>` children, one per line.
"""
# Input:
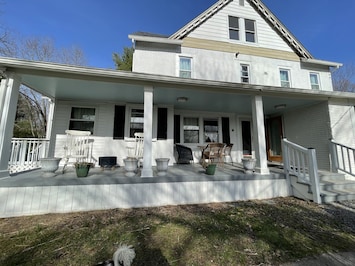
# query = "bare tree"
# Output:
<box><xmin>332</xmin><ymin>63</ymin><xmax>355</xmax><ymax>92</ymax></box>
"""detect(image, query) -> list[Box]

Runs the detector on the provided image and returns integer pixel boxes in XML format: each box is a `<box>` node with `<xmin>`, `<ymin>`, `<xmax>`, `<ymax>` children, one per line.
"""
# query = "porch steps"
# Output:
<box><xmin>290</xmin><ymin>171</ymin><xmax>355</xmax><ymax>203</ymax></box>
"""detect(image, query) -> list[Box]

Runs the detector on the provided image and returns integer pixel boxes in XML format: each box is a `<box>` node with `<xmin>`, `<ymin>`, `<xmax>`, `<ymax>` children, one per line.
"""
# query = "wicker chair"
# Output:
<box><xmin>176</xmin><ymin>144</ymin><xmax>194</xmax><ymax>164</ymax></box>
<box><xmin>201</xmin><ymin>143</ymin><xmax>225</xmax><ymax>167</ymax></box>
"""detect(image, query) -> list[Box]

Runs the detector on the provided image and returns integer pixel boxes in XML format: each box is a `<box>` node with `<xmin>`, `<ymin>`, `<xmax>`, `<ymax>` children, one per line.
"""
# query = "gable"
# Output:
<box><xmin>170</xmin><ymin>0</ymin><xmax>312</xmax><ymax>59</ymax></box>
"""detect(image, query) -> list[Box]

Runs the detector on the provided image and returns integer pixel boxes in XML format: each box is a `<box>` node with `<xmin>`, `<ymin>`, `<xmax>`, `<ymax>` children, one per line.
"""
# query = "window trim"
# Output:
<box><xmin>245</xmin><ymin>19</ymin><xmax>256</xmax><ymax>43</ymax></box>
<box><xmin>240</xmin><ymin>63</ymin><xmax>250</xmax><ymax>84</ymax></box>
<box><xmin>69</xmin><ymin>106</ymin><xmax>96</xmax><ymax>134</ymax></box>
<box><xmin>279</xmin><ymin>68</ymin><xmax>291</xmax><ymax>88</ymax></box>
<box><xmin>228</xmin><ymin>16</ymin><xmax>240</xmax><ymax>41</ymax></box>
<box><xmin>178</xmin><ymin>56</ymin><xmax>192</xmax><ymax>78</ymax></box>
<box><xmin>310</xmin><ymin>72</ymin><xmax>321</xmax><ymax>90</ymax></box>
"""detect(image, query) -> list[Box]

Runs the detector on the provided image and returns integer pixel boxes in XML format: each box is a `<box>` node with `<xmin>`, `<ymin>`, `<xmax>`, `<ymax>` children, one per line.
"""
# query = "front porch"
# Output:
<box><xmin>0</xmin><ymin>163</ymin><xmax>288</xmax><ymax>218</ymax></box>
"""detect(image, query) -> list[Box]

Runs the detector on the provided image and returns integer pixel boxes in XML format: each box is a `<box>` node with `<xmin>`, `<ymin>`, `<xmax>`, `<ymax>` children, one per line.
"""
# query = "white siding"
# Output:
<box><xmin>188</xmin><ymin>0</ymin><xmax>293</xmax><ymax>52</ymax></box>
<box><xmin>0</xmin><ymin>179</ymin><xmax>289</xmax><ymax>218</ymax></box>
<box><xmin>283</xmin><ymin>102</ymin><xmax>332</xmax><ymax>170</ymax></box>
<box><xmin>328</xmin><ymin>100</ymin><xmax>355</xmax><ymax>148</ymax></box>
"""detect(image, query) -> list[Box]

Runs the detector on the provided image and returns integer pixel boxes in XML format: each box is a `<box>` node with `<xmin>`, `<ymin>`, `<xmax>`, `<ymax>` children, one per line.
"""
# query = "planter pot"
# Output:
<box><xmin>124</xmin><ymin>158</ymin><xmax>138</xmax><ymax>177</ymax></box>
<box><xmin>241</xmin><ymin>158</ymin><xmax>256</xmax><ymax>174</ymax></box>
<box><xmin>155</xmin><ymin>158</ymin><xmax>170</xmax><ymax>176</ymax></box>
<box><xmin>75</xmin><ymin>163</ymin><xmax>91</xmax><ymax>177</ymax></box>
<box><xmin>206</xmin><ymin>164</ymin><xmax>217</xmax><ymax>175</ymax></box>
<box><xmin>40</xmin><ymin>157</ymin><xmax>61</xmax><ymax>177</ymax></box>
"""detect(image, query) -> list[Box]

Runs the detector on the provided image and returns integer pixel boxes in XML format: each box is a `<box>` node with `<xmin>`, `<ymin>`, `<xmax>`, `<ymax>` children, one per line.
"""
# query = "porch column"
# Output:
<box><xmin>251</xmin><ymin>95</ymin><xmax>270</xmax><ymax>175</ymax></box>
<box><xmin>0</xmin><ymin>73</ymin><xmax>21</xmax><ymax>178</ymax></box>
<box><xmin>46</xmin><ymin>98</ymin><xmax>56</xmax><ymax>157</ymax></box>
<box><xmin>141</xmin><ymin>86</ymin><xmax>154</xmax><ymax>177</ymax></box>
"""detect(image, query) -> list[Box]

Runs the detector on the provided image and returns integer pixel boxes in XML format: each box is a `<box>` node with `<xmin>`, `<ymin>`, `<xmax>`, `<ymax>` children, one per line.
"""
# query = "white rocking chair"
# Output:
<box><xmin>62</xmin><ymin>129</ymin><xmax>92</xmax><ymax>173</ymax></box>
<box><xmin>127</xmin><ymin>132</ymin><xmax>144</xmax><ymax>166</ymax></box>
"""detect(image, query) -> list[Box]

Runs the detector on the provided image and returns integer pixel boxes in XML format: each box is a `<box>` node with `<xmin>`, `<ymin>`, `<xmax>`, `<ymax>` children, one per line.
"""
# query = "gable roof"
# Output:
<box><xmin>169</xmin><ymin>0</ymin><xmax>313</xmax><ymax>59</ymax></box>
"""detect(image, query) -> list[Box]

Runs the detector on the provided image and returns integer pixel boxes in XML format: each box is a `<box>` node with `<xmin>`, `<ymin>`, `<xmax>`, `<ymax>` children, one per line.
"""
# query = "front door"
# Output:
<box><xmin>266</xmin><ymin>116</ymin><xmax>283</xmax><ymax>162</ymax></box>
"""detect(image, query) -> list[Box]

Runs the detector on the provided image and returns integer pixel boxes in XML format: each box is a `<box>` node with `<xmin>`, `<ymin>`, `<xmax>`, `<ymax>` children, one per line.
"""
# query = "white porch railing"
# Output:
<box><xmin>9</xmin><ymin>138</ymin><xmax>50</xmax><ymax>174</ymax></box>
<box><xmin>282</xmin><ymin>138</ymin><xmax>321</xmax><ymax>203</ymax></box>
<box><xmin>329</xmin><ymin>139</ymin><xmax>355</xmax><ymax>177</ymax></box>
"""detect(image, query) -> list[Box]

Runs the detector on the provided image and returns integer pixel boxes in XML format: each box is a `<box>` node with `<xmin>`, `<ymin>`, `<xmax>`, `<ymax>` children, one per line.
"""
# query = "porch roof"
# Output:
<box><xmin>1</xmin><ymin>57</ymin><xmax>354</xmax><ymax>115</ymax></box>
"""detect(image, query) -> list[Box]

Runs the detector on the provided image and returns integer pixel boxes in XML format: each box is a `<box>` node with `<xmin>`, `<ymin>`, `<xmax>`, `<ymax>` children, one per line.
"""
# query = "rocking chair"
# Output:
<box><xmin>62</xmin><ymin>129</ymin><xmax>91</xmax><ymax>173</ymax></box>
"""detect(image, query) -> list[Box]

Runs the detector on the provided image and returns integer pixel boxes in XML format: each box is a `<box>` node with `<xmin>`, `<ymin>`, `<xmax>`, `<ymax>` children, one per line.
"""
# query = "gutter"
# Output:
<box><xmin>301</xmin><ymin>58</ymin><xmax>343</xmax><ymax>68</ymax></box>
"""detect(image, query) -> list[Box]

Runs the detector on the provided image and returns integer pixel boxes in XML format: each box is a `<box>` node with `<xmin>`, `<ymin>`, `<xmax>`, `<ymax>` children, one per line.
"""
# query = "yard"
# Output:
<box><xmin>1</xmin><ymin>197</ymin><xmax>354</xmax><ymax>265</ymax></box>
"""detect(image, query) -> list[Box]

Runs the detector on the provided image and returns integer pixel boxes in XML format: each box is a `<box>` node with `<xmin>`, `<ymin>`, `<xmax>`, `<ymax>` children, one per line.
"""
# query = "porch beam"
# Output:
<box><xmin>141</xmin><ymin>86</ymin><xmax>154</xmax><ymax>177</ymax></box>
<box><xmin>251</xmin><ymin>95</ymin><xmax>270</xmax><ymax>175</ymax></box>
<box><xmin>0</xmin><ymin>73</ymin><xmax>21</xmax><ymax>178</ymax></box>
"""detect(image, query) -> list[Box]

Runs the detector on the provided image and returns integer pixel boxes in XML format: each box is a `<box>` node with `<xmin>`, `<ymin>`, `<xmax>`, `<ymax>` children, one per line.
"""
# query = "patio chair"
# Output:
<box><xmin>127</xmin><ymin>132</ymin><xmax>144</xmax><ymax>166</ymax></box>
<box><xmin>62</xmin><ymin>129</ymin><xmax>91</xmax><ymax>173</ymax></box>
<box><xmin>201</xmin><ymin>143</ymin><xmax>225</xmax><ymax>168</ymax></box>
<box><xmin>175</xmin><ymin>144</ymin><xmax>194</xmax><ymax>164</ymax></box>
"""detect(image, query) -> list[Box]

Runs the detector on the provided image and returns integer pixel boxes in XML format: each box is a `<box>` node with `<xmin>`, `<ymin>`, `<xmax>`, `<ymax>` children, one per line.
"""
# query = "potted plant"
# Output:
<box><xmin>205</xmin><ymin>163</ymin><xmax>217</xmax><ymax>175</ymax></box>
<box><xmin>123</xmin><ymin>157</ymin><xmax>138</xmax><ymax>177</ymax></box>
<box><xmin>40</xmin><ymin>157</ymin><xmax>61</xmax><ymax>177</ymax></box>
<box><xmin>241</xmin><ymin>156</ymin><xmax>256</xmax><ymax>174</ymax></box>
<box><xmin>155</xmin><ymin>158</ymin><xmax>170</xmax><ymax>176</ymax></box>
<box><xmin>74</xmin><ymin>161</ymin><xmax>92</xmax><ymax>177</ymax></box>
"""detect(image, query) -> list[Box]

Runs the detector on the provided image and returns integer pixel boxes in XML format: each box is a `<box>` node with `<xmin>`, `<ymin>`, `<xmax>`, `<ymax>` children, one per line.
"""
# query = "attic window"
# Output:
<box><xmin>239</xmin><ymin>0</ymin><xmax>245</xmax><ymax>6</ymax></box>
<box><xmin>229</xmin><ymin>16</ymin><xmax>240</xmax><ymax>40</ymax></box>
<box><xmin>245</xmin><ymin>19</ymin><xmax>256</xmax><ymax>42</ymax></box>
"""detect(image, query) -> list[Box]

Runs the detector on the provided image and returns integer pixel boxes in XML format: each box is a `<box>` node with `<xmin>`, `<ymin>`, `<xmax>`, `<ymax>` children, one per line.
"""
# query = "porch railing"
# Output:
<box><xmin>329</xmin><ymin>139</ymin><xmax>355</xmax><ymax>177</ymax></box>
<box><xmin>282</xmin><ymin>138</ymin><xmax>321</xmax><ymax>203</ymax></box>
<box><xmin>9</xmin><ymin>138</ymin><xmax>50</xmax><ymax>174</ymax></box>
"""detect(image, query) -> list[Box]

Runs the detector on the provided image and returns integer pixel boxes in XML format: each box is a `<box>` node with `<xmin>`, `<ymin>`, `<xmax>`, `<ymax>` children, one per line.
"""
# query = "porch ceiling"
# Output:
<box><xmin>3</xmin><ymin>57</ymin><xmax>352</xmax><ymax>115</ymax></box>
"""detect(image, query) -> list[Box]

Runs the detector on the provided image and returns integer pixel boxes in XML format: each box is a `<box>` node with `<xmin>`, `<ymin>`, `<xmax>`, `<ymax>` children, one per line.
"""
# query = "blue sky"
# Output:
<box><xmin>1</xmin><ymin>0</ymin><xmax>354</xmax><ymax>69</ymax></box>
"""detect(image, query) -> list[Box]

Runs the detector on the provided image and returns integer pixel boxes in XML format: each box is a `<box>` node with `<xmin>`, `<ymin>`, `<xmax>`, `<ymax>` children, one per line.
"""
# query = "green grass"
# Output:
<box><xmin>0</xmin><ymin>197</ymin><xmax>354</xmax><ymax>265</ymax></box>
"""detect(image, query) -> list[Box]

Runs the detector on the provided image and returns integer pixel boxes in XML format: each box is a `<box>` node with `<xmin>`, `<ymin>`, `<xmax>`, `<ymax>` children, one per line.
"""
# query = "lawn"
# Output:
<box><xmin>0</xmin><ymin>197</ymin><xmax>354</xmax><ymax>265</ymax></box>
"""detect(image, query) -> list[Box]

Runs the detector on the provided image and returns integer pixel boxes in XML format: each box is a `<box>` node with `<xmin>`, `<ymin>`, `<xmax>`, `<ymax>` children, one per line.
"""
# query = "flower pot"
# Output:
<box><xmin>124</xmin><ymin>158</ymin><xmax>138</xmax><ymax>177</ymax></box>
<box><xmin>206</xmin><ymin>164</ymin><xmax>217</xmax><ymax>175</ymax></box>
<box><xmin>75</xmin><ymin>163</ymin><xmax>91</xmax><ymax>177</ymax></box>
<box><xmin>241</xmin><ymin>158</ymin><xmax>256</xmax><ymax>174</ymax></box>
<box><xmin>40</xmin><ymin>157</ymin><xmax>61</xmax><ymax>177</ymax></box>
<box><xmin>155</xmin><ymin>158</ymin><xmax>170</xmax><ymax>176</ymax></box>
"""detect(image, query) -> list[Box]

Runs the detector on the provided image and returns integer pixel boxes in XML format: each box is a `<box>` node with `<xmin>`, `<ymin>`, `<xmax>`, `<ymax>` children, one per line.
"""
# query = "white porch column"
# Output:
<box><xmin>0</xmin><ymin>73</ymin><xmax>21</xmax><ymax>178</ymax></box>
<box><xmin>141</xmin><ymin>86</ymin><xmax>154</xmax><ymax>177</ymax></box>
<box><xmin>251</xmin><ymin>95</ymin><xmax>270</xmax><ymax>175</ymax></box>
<box><xmin>46</xmin><ymin>98</ymin><xmax>56</xmax><ymax>157</ymax></box>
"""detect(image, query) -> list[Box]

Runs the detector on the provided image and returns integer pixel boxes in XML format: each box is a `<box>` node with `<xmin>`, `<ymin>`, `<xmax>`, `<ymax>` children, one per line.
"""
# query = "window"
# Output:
<box><xmin>280</xmin><ymin>69</ymin><xmax>291</xmax><ymax>88</ymax></box>
<box><xmin>241</xmin><ymin>64</ymin><xmax>250</xmax><ymax>83</ymax></box>
<box><xmin>69</xmin><ymin>107</ymin><xmax>95</xmax><ymax>133</ymax></box>
<box><xmin>179</xmin><ymin>57</ymin><xmax>191</xmax><ymax>78</ymax></box>
<box><xmin>229</xmin><ymin>16</ymin><xmax>240</xmax><ymax>40</ymax></box>
<box><xmin>245</xmin><ymin>19</ymin><xmax>256</xmax><ymax>42</ymax></box>
<box><xmin>204</xmin><ymin>118</ymin><xmax>219</xmax><ymax>142</ymax></box>
<box><xmin>130</xmin><ymin>108</ymin><xmax>144</xmax><ymax>137</ymax></box>
<box><xmin>239</xmin><ymin>0</ymin><xmax>245</xmax><ymax>6</ymax></box>
<box><xmin>183</xmin><ymin>117</ymin><xmax>199</xmax><ymax>143</ymax></box>
<box><xmin>310</xmin><ymin>73</ymin><xmax>320</xmax><ymax>90</ymax></box>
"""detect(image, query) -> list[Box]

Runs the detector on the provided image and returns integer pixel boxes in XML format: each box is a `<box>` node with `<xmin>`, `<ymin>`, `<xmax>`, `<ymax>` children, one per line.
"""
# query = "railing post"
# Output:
<box><xmin>282</xmin><ymin>138</ymin><xmax>292</xmax><ymax>195</ymax></box>
<box><xmin>329</xmin><ymin>139</ymin><xmax>339</xmax><ymax>173</ymax></box>
<box><xmin>308</xmin><ymin>148</ymin><xmax>321</xmax><ymax>204</ymax></box>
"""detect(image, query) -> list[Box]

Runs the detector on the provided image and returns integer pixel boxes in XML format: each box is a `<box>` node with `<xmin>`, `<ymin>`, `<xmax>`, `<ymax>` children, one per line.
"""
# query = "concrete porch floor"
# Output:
<box><xmin>1</xmin><ymin>163</ymin><xmax>286</xmax><ymax>188</ymax></box>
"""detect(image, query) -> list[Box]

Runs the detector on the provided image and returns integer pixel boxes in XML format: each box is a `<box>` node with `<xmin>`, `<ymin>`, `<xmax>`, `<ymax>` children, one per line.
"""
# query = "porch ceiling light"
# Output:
<box><xmin>274</xmin><ymin>104</ymin><xmax>286</xmax><ymax>109</ymax></box>
<box><xmin>177</xmin><ymin>97</ymin><xmax>188</xmax><ymax>102</ymax></box>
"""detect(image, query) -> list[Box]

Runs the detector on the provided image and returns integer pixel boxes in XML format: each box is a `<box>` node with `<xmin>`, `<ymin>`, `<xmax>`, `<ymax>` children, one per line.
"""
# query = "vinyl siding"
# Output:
<box><xmin>283</xmin><ymin>102</ymin><xmax>332</xmax><ymax>170</ymax></box>
<box><xmin>187</xmin><ymin>0</ymin><xmax>294</xmax><ymax>53</ymax></box>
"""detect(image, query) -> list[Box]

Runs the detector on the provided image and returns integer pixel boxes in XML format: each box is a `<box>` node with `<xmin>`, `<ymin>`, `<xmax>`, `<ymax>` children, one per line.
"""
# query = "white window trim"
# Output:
<box><xmin>69</xmin><ymin>106</ymin><xmax>96</xmax><ymax>134</ymax></box>
<box><xmin>240</xmin><ymin>63</ymin><xmax>251</xmax><ymax>84</ymax></box>
<box><xmin>178</xmin><ymin>111</ymin><xmax>225</xmax><ymax>144</ymax></box>
<box><xmin>279</xmin><ymin>68</ymin><xmax>292</xmax><ymax>88</ymax></box>
<box><xmin>177</xmin><ymin>55</ymin><xmax>193</xmax><ymax>78</ymax></box>
<box><xmin>228</xmin><ymin>16</ymin><xmax>257</xmax><ymax>44</ymax></box>
<box><xmin>310</xmin><ymin>72</ymin><xmax>321</xmax><ymax>90</ymax></box>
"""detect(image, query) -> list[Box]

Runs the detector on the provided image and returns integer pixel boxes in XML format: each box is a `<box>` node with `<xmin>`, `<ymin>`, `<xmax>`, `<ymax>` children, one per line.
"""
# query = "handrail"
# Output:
<box><xmin>329</xmin><ymin>139</ymin><xmax>355</xmax><ymax>177</ymax></box>
<box><xmin>9</xmin><ymin>138</ymin><xmax>50</xmax><ymax>174</ymax></box>
<box><xmin>282</xmin><ymin>138</ymin><xmax>321</xmax><ymax>203</ymax></box>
